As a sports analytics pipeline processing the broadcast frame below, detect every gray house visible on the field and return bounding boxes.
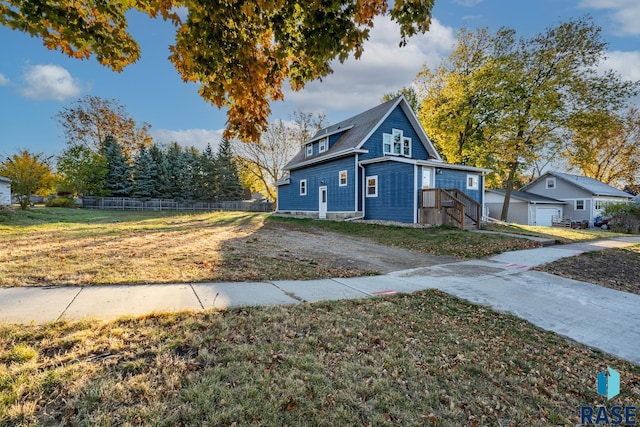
[485,189,566,226]
[0,176,11,206]
[520,172,633,226]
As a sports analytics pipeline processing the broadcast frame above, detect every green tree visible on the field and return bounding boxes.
[0,150,55,209]
[416,17,638,220]
[148,143,169,198]
[194,143,219,201]
[216,139,243,201]
[381,87,420,111]
[132,145,158,199]
[56,145,108,197]
[55,95,152,157]
[1,0,433,142]
[101,136,133,197]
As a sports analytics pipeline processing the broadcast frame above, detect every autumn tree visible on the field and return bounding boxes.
[0,150,55,209]
[416,17,638,220]
[564,108,640,188]
[1,0,433,142]
[55,95,152,157]
[235,111,327,200]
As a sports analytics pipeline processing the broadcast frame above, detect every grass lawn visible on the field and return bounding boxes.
[2,291,638,426]
[483,223,629,244]
[0,208,540,286]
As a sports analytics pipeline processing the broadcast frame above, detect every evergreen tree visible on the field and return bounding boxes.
[132,145,157,198]
[164,142,184,200]
[195,143,219,201]
[101,135,133,197]
[216,138,244,201]
[150,143,172,198]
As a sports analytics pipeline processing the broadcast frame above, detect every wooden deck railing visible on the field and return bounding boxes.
[420,188,481,230]
[446,188,482,229]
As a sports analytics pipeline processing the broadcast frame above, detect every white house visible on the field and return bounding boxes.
[0,176,11,206]
[485,189,566,226]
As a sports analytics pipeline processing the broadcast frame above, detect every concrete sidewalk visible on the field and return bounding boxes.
[1,236,639,365]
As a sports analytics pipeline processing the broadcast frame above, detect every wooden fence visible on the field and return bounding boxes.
[82,197,273,212]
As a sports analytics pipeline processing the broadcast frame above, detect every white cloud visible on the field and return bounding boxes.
[151,128,225,151]
[579,0,640,36]
[600,51,640,82]
[0,73,9,86]
[284,16,455,112]
[19,64,82,101]
[452,0,484,6]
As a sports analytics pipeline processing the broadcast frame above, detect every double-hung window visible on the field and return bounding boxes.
[305,144,313,157]
[300,179,307,196]
[339,170,347,187]
[318,137,327,153]
[366,176,378,197]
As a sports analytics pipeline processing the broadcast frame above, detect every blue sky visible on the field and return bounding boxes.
[1,0,639,158]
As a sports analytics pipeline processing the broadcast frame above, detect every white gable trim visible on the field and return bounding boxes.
[359,156,490,174]
[354,95,442,161]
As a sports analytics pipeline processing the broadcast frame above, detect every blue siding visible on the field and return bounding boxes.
[364,162,416,223]
[435,169,483,205]
[278,156,356,212]
[328,131,347,150]
[360,106,431,161]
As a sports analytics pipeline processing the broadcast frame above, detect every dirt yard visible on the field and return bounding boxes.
[536,245,640,295]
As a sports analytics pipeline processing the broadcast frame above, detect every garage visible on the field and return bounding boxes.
[535,207,562,226]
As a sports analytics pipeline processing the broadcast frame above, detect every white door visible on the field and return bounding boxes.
[535,207,561,226]
[422,167,433,188]
[319,186,328,219]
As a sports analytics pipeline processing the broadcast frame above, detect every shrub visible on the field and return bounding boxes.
[604,203,640,234]
[45,197,75,208]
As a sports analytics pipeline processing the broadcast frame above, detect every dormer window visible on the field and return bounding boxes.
[318,137,327,153]
[305,143,313,157]
[383,129,411,157]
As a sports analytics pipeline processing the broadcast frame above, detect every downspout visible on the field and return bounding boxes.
[345,160,366,222]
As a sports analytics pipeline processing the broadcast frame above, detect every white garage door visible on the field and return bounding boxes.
[535,207,560,226]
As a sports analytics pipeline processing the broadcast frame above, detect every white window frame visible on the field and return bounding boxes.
[466,174,479,190]
[318,137,327,153]
[402,137,411,157]
[575,199,585,210]
[383,129,410,157]
[546,177,556,189]
[300,179,307,196]
[305,144,313,157]
[366,175,378,198]
[339,170,347,187]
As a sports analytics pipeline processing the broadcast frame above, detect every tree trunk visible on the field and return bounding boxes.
[500,161,519,221]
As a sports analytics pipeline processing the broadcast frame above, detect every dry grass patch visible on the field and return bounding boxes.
[0,209,368,286]
[483,223,629,244]
[1,291,638,426]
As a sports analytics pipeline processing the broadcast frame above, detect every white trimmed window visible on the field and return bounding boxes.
[366,175,378,197]
[575,199,585,210]
[466,174,479,190]
[300,179,307,196]
[546,177,556,189]
[305,144,313,157]
[318,137,327,153]
[339,170,347,187]
[383,129,410,157]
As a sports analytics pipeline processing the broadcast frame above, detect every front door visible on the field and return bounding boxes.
[422,167,433,188]
[319,186,328,219]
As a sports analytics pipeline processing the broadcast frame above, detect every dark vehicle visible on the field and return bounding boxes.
[594,216,611,229]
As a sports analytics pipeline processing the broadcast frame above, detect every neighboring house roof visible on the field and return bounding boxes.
[486,189,566,204]
[284,96,442,170]
[522,171,633,198]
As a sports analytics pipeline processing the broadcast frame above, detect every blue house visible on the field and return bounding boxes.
[275,96,489,228]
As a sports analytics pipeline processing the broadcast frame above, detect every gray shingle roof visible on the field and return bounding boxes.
[284,96,440,170]
[548,172,631,198]
[487,189,566,204]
